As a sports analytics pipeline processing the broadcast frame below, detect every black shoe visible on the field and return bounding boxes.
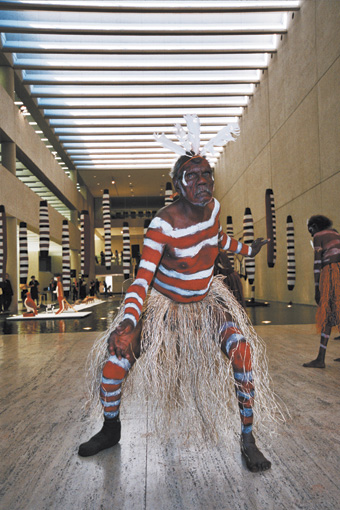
[78,419,121,457]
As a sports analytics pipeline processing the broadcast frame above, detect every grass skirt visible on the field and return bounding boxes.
[85,276,285,443]
[316,263,340,332]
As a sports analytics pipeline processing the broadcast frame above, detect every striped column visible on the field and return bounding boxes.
[164,182,173,206]
[286,215,296,291]
[19,222,29,284]
[80,210,90,277]
[62,220,71,292]
[243,207,255,285]
[143,219,151,237]
[265,189,277,268]
[226,215,235,270]
[0,206,7,284]
[122,222,131,280]
[39,200,50,258]
[102,189,112,269]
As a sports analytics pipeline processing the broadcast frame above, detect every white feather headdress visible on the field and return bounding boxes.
[153,114,240,161]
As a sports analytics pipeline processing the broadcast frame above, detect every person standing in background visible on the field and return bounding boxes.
[303,215,340,368]
[29,275,39,307]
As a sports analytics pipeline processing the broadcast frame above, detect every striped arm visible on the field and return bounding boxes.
[123,225,165,325]
[219,230,251,257]
[312,234,322,288]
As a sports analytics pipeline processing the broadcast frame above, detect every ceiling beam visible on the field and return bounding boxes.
[0,23,287,37]
[3,43,278,55]
[0,1,301,14]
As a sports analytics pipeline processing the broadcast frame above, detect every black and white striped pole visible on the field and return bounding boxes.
[243,207,255,286]
[19,222,29,284]
[62,220,71,294]
[80,210,90,278]
[0,206,7,285]
[122,222,131,280]
[226,215,235,270]
[287,215,296,291]
[39,200,50,258]
[265,189,277,268]
[102,189,112,269]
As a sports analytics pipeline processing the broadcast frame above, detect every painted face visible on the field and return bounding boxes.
[176,158,214,207]
[308,224,318,237]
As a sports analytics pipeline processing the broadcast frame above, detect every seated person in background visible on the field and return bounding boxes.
[24,289,38,316]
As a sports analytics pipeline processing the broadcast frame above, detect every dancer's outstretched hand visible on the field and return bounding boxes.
[107,318,135,360]
[251,238,270,257]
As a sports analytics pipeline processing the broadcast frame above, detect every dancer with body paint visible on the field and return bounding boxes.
[54,275,65,315]
[79,116,283,472]
[303,215,340,368]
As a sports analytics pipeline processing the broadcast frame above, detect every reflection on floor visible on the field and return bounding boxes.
[0,297,318,335]
[0,324,339,510]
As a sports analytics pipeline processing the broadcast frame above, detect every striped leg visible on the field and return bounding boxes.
[303,324,331,368]
[220,320,271,471]
[220,321,254,434]
[101,355,131,419]
[78,354,131,457]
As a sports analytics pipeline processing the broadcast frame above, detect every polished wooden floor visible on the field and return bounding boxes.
[1,323,339,510]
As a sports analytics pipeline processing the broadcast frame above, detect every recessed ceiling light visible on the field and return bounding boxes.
[261,320,271,324]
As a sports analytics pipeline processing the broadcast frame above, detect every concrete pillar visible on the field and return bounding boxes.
[6,217,18,313]
[0,65,16,174]
[70,209,78,226]
[2,142,16,175]
[0,65,14,100]
[1,66,18,311]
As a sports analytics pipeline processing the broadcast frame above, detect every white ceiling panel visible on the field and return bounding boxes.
[0,0,300,199]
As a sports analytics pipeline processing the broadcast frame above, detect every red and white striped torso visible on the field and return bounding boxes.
[123,198,251,326]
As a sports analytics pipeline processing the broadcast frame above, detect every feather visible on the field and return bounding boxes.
[174,123,192,153]
[201,123,240,156]
[184,114,201,154]
[153,133,187,156]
